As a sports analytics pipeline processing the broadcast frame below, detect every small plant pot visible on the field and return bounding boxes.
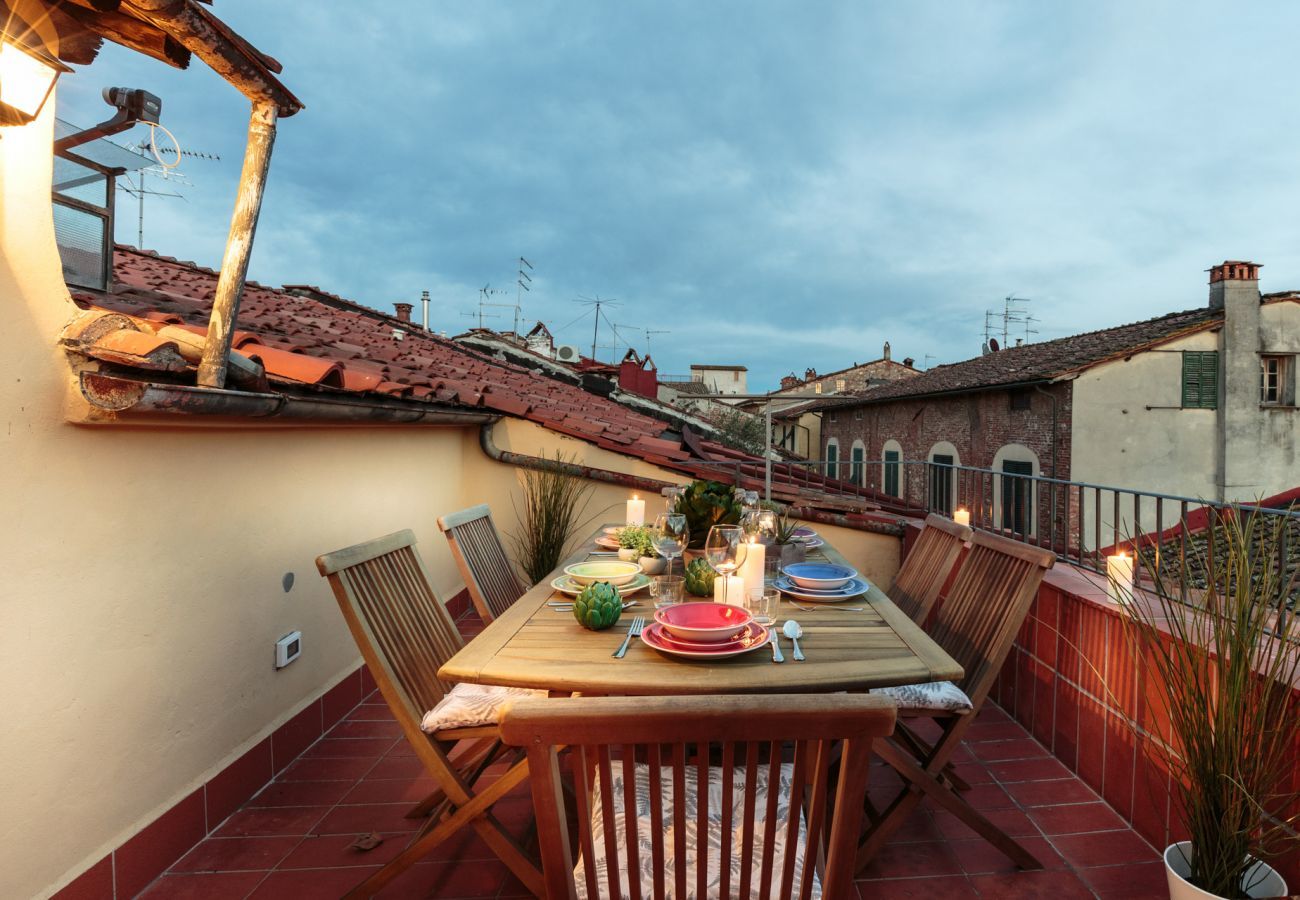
[617,547,639,562]
[639,556,666,576]
[1164,841,1287,900]
[778,543,807,568]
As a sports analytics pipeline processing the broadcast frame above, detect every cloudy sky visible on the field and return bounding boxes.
[55,1,1300,389]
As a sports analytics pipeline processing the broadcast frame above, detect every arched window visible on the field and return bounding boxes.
[992,444,1040,537]
[927,442,961,515]
[881,440,903,498]
[850,440,866,486]
[825,438,840,479]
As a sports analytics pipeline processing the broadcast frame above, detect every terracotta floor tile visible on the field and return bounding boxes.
[314,802,423,836]
[169,836,300,874]
[1002,777,1101,808]
[138,871,268,899]
[246,867,379,900]
[277,755,377,782]
[345,703,395,722]
[1050,829,1158,868]
[965,720,1033,743]
[932,807,1037,841]
[213,806,329,838]
[1027,801,1128,835]
[967,869,1095,898]
[326,719,403,740]
[969,737,1051,763]
[1077,860,1169,896]
[856,875,979,898]
[301,737,397,759]
[341,776,439,805]
[950,836,1065,875]
[247,780,353,808]
[277,833,408,870]
[987,756,1073,783]
[859,840,964,880]
[373,859,509,898]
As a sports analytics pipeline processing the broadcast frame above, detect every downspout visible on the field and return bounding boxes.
[198,99,277,387]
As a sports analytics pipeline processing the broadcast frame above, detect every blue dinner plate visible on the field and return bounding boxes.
[775,575,870,602]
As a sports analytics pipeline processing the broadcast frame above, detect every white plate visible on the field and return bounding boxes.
[775,575,870,603]
[550,573,650,597]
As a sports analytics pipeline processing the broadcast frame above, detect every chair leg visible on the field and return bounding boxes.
[343,758,542,898]
[404,736,502,819]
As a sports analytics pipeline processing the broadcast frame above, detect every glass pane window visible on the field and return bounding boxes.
[883,450,900,497]
[850,446,865,486]
[1001,460,1034,535]
[1260,356,1291,405]
[929,454,954,514]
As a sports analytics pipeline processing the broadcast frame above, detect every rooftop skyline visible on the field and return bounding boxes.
[55,0,1300,390]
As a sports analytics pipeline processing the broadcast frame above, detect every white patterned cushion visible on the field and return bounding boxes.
[576,762,820,900]
[420,683,546,733]
[873,680,973,713]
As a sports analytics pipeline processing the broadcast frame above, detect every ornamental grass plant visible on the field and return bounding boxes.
[509,452,595,585]
[1120,505,1300,898]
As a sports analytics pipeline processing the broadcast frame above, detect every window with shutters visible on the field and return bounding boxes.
[1181,351,1219,409]
[850,442,865,486]
[825,439,840,478]
[883,449,900,497]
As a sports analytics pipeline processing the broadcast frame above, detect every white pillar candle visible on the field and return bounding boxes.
[1106,553,1135,602]
[626,495,645,526]
[953,507,971,527]
[714,575,744,606]
[738,538,766,600]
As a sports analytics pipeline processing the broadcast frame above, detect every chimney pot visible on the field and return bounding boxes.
[883,341,891,361]
[393,302,413,323]
[903,356,915,367]
[1208,260,1262,308]
[804,367,817,381]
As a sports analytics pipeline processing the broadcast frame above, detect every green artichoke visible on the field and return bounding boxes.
[573,581,623,631]
[675,479,743,549]
[684,558,718,597]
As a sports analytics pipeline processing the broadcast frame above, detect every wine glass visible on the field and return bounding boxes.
[705,525,749,603]
[654,513,688,577]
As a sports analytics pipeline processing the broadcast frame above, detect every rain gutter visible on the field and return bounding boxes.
[76,372,496,426]
[478,421,677,494]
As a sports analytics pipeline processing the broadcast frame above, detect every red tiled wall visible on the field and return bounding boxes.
[992,575,1300,887]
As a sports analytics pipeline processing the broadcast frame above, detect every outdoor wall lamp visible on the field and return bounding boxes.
[0,36,70,126]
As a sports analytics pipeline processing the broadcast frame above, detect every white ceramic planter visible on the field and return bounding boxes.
[617,547,638,562]
[1164,842,1287,900]
[639,556,666,575]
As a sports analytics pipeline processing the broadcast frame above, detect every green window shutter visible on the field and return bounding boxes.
[1182,351,1219,409]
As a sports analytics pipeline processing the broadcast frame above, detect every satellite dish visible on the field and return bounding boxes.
[988,338,1000,352]
[555,344,581,363]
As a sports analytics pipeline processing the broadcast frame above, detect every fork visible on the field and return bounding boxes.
[612,616,645,658]
[789,602,865,612]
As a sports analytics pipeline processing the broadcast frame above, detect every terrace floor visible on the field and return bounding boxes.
[137,614,1165,899]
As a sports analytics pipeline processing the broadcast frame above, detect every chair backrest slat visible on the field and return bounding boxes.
[438,504,527,623]
[927,529,1055,710]
[316,531,463,725]
[501,694,896,900]
[890,513,972,623]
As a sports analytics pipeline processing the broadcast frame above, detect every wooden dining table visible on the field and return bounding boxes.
[439,524,962,695]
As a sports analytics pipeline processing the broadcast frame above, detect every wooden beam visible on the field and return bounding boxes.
[54,0,188,67]
[197,99,276,389]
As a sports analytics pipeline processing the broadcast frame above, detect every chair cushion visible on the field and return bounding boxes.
[576,762,820,900]
[420,682,547,733]
[873,680,973,713]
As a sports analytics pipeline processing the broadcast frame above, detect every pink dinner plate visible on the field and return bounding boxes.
[594,536,621,549]
[640,622,770,659]
[654,602,754,643]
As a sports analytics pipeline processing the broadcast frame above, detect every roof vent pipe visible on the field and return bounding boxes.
[421,290,430,331]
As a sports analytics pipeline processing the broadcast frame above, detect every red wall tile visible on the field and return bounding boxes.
[50,854,112,900]
[114,788,206,899]
[272,701,323,773]
[205,737,273,831]
[1102,711,1136,820]
[1052,678,1080,772]
[1076,696,1107,789]
[321,670,363,730]
[1030,661,1055,749]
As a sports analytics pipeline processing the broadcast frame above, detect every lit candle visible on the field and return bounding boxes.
[626,494,645,526]
[1106,553,1135,602]
[738,538,766,600]
[714,575,744,606]
[953,507,971,526]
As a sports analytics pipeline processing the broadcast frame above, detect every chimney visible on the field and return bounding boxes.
[883,341,891,361]
[420,290,430,331]
[804,367,817,381]
[1208,260,1260,309]
[902,356,915,368]
[780,374,800,390]
[393,302,413,323]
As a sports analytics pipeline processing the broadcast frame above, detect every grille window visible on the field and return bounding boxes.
[52,152,114,291]
[1260,356,1293,406]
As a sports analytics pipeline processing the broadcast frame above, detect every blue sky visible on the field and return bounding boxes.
[55,1,1300,390]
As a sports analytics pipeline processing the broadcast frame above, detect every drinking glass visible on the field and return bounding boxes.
[650,575,685,609]
[704,525,749,581]
[654,513,688,577]
[745,587,779,625]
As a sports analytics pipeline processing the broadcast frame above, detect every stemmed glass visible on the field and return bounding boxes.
[705,525,749,603]
[742,508,781,586]
[654,513,688,577]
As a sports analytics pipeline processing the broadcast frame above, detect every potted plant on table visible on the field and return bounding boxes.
[773,508,807,568]
[1118,506,1299,899]
[674,479,742,561]
[618,525,665,575]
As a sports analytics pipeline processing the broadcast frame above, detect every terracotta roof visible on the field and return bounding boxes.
[837,306,1228,405]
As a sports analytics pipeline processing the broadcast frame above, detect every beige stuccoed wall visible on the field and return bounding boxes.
[1,104,481,899]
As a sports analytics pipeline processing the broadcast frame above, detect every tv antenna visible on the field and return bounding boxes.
[573,295,620,362]
[982,295,1039,350]
[643,328,670,358]
[462,284,504,329]
[119,130,219,247]
[511,256,532,340]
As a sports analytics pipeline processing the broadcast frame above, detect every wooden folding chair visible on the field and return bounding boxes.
[890,513,972,624]
[438,504,527,624]
[316,530,543,898]
[501,694,897,900]
[859,529,1055,873]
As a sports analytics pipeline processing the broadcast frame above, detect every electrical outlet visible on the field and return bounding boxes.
[275,631,302,669]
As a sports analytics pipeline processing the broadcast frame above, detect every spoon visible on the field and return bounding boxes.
[783,620,805,661]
